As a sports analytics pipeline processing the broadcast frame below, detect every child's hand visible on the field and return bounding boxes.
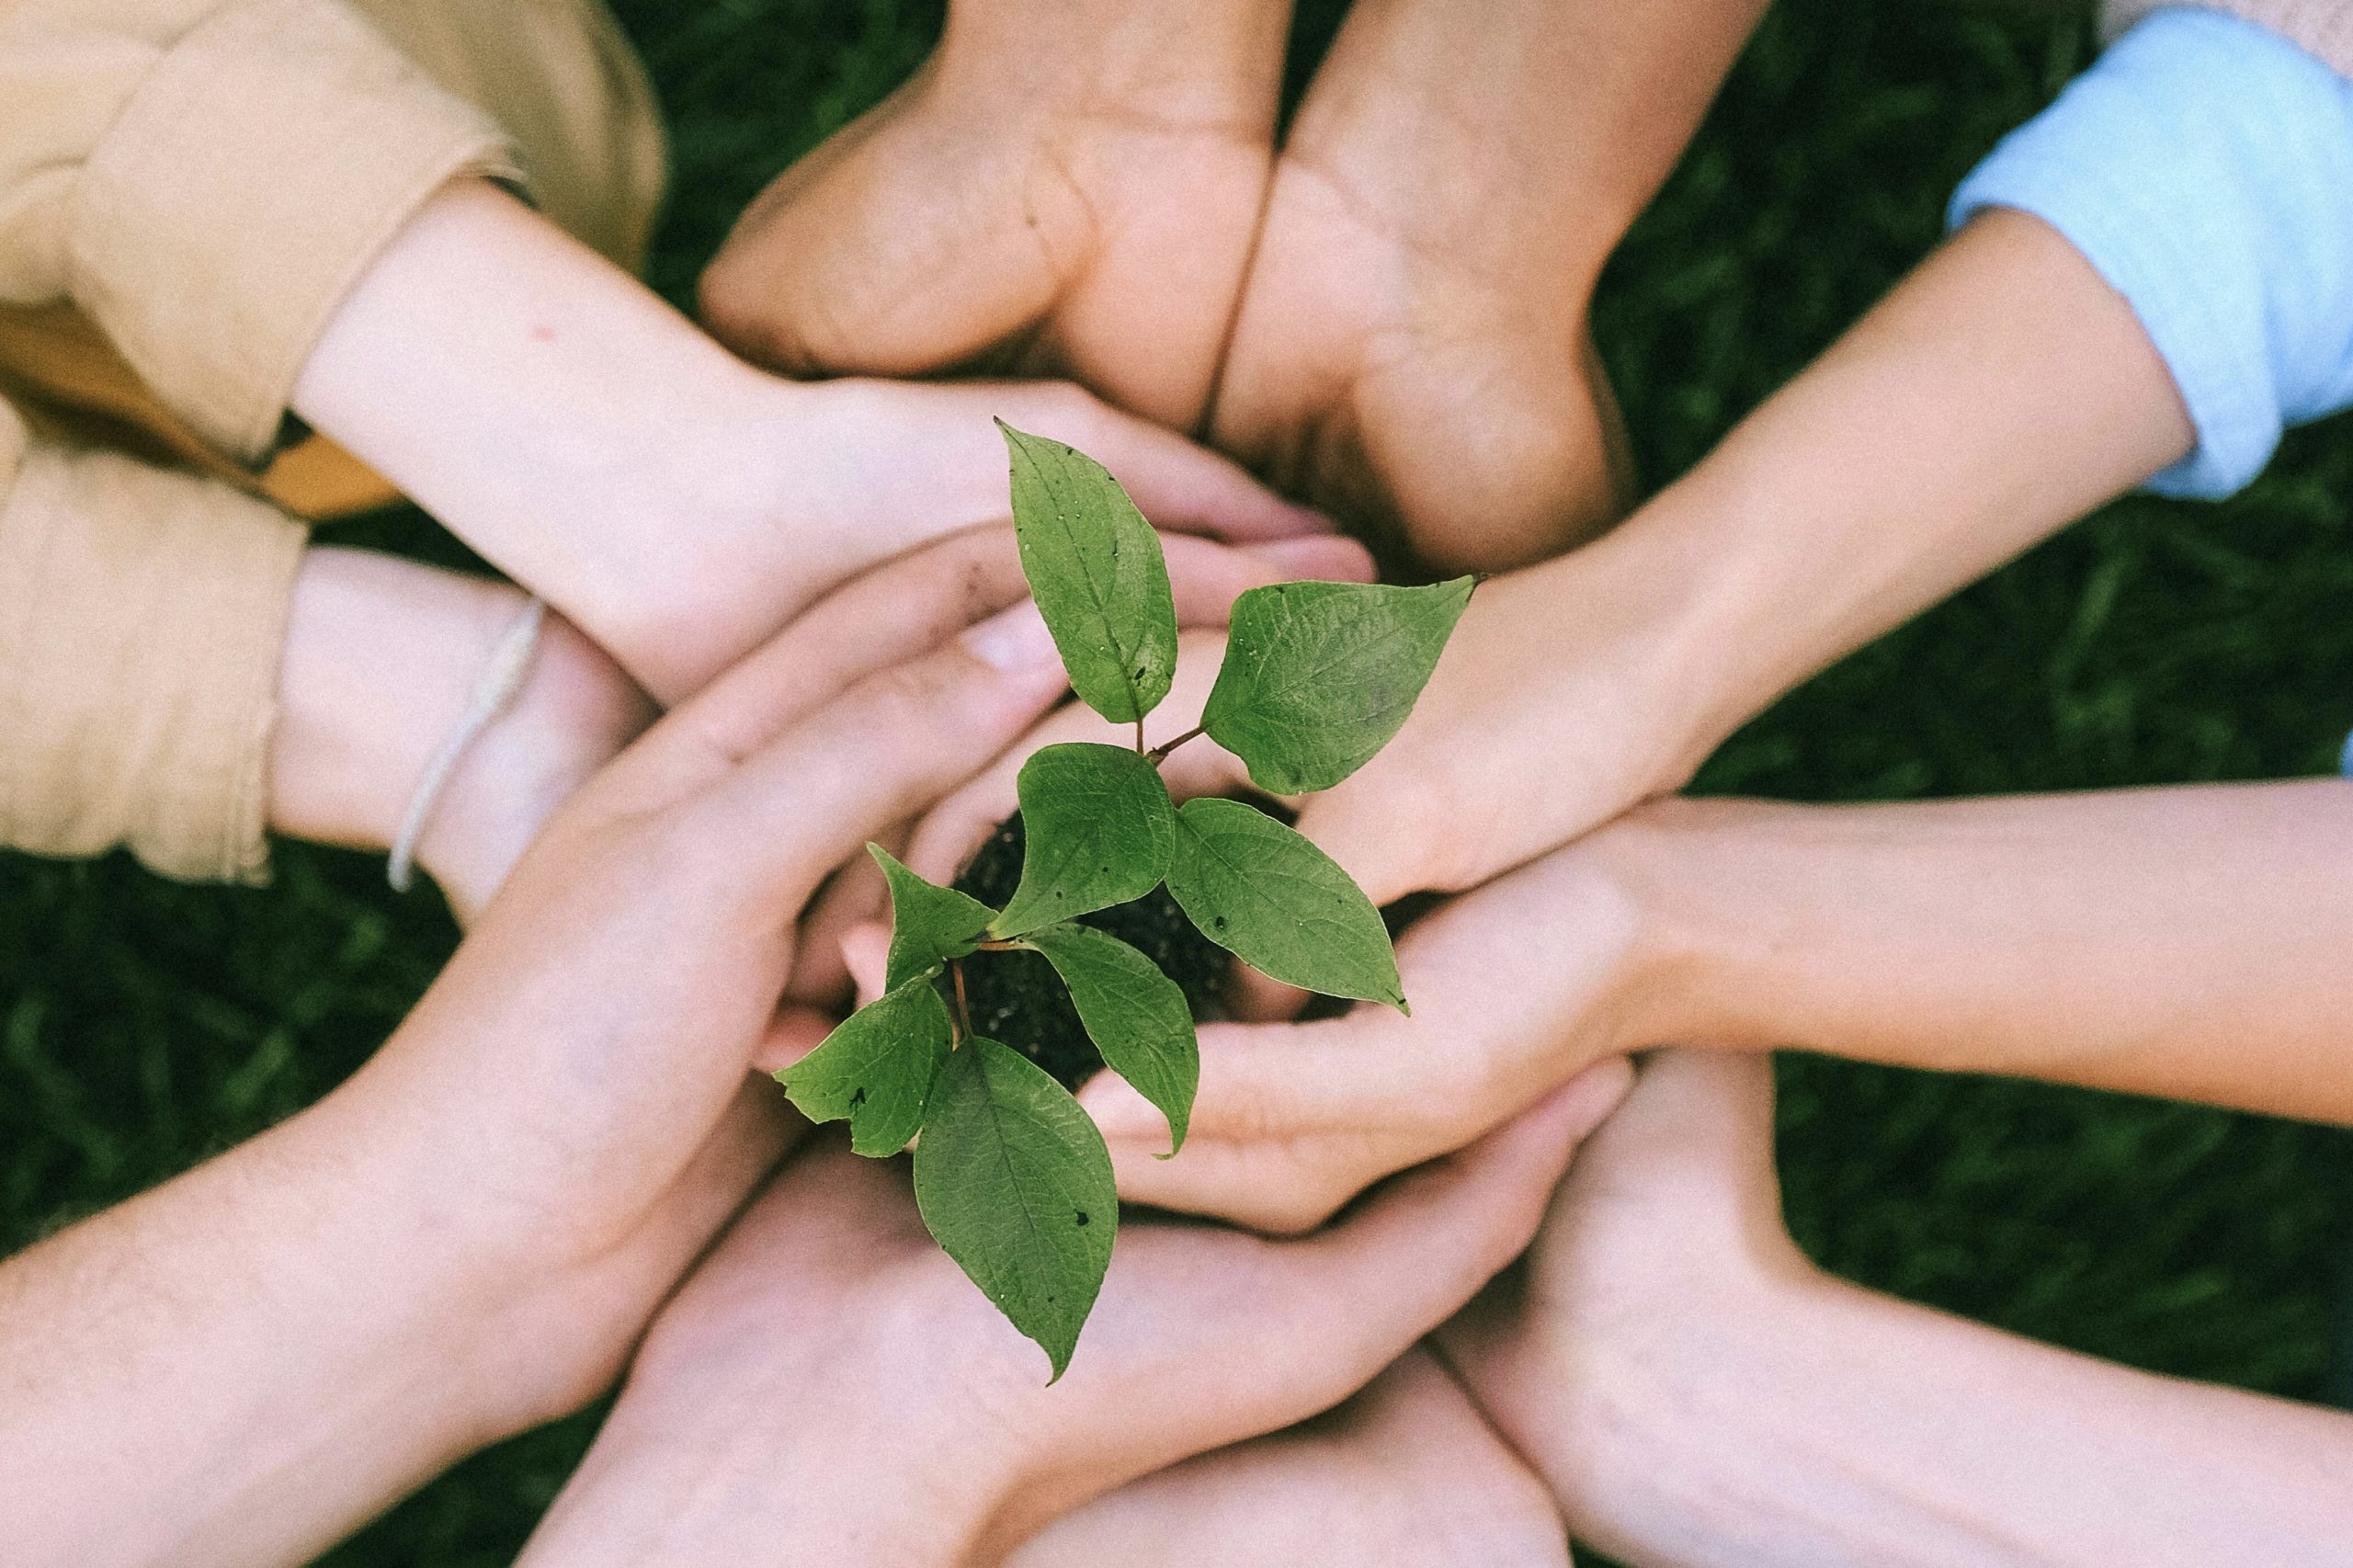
[513,1080,1624,1567]
[1011,1348,1572,1568]
[294,180,1324,707]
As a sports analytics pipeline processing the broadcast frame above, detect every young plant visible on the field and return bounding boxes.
[778,421,1471,1378]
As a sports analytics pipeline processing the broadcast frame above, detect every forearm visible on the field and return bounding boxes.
[290,179,799,701]
[1620,780,2353,1123]
[0,1110,507,1567]
[1545,207,2194,770]
[1562,1268,2353,1567]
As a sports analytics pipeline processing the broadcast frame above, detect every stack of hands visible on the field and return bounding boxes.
[11,1,2353,1563]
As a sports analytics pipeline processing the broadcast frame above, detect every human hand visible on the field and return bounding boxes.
[699,0,1288,432]
[1074,804,1676,1232]
[1012,1348,1572,1568]
[1434,1050,1811,1565]
[295,179,1323,705]
[513,1072,1628,1567]
[292,525,1100,1440]
[705,0,1768,576]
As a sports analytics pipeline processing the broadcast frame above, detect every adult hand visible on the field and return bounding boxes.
[1079,809,1673,1232]
[0,526,1097,1568]
[295,179,1323,706]
[1434,1050,2353,1567]
[513,1071,1628,1567]
[1012,1348,1572,1567]
[703,0,1769,576]
[699,0,1287,432]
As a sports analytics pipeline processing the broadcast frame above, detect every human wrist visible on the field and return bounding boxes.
[1583,795,1813,1056]
[267,549,648,922]
[518,1372,1016,1567]
[1457,1241,1839,1568]
[291,179,812,700]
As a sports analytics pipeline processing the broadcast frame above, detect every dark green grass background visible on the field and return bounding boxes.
[5,1,2349,1559]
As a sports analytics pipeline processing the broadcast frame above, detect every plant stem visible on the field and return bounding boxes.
[1134,716,1146,755]
[1145,723,1207,766]
[949,957,973,1042]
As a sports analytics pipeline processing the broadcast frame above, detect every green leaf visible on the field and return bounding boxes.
[1019,923,1198,1155]
[992,743,1176,938]
[1165,798,1406,1010]
[1201,577,1474,793]
[870,843,995,992]
[776,979,952,1156]
[915,1037,1117,1380]
[998,419,1179,724]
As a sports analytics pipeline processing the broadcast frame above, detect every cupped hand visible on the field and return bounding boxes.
[778,530,1373,1011]
[306,525,1094,1432]
[1080,812,1677,1233]
[513,1072,1628,1567]
[699,0,1288,431]
[695,0,1789,578]
[1012,1348,1573,1568]
[1434,1050,1807,1562]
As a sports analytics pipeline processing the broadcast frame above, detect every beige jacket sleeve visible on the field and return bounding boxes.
[2103,0,2353,77]
[0,0,534,881]
[0,0,520,464]
[0,400,305,882]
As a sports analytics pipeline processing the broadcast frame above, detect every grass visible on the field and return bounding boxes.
[4,0,2349,1560]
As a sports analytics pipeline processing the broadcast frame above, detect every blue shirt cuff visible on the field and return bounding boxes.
[1949,7,2353,500]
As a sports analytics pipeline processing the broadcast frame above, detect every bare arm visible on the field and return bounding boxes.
[1633,779,2353,1125]
[1446,1051,2353,1568]
[1297,207,2198,906]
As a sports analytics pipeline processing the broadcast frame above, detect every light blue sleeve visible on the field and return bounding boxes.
[1949,8,2353,500]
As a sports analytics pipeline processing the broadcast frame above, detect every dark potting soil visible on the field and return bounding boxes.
[949,812,1230,1090]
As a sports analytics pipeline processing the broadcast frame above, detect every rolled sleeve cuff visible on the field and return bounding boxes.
[0,428,308,883]
[1950,7,2353,501]
[63,0,521,466]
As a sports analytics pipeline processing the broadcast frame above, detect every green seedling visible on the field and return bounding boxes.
[779,421,1471,1378]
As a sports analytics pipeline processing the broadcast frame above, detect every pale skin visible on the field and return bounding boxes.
[703,0,1770,574]
[1084,777,2353,1231]
[1011,1349,1574,1568]
[290,176,1325,706]
[915,206,2199,999]
[513,1072,1625,1567]
[262,524,1368,929]
[1438,1050,2353,1567]
[6,528,1480,1565]
[0,541,1086,1567]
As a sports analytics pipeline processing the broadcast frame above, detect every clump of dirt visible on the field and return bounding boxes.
[949,812,1229,1089]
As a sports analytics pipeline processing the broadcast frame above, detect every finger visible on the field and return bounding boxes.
[904,628,1254,885]
[749,1005,840,1075]
[1085,1013,1424,1151]
[1288,1062,1634,1365]
[696,601,1074,907]
[593,526,1042,818]
[1224,962,1313,1025]
[840,921,890,1005]
[981,381,1330,543]
[1287,780,1428,913]
[786,821,907,1004]
[1163,534,1374,628]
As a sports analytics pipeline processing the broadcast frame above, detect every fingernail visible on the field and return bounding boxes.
[961,602,1062,672]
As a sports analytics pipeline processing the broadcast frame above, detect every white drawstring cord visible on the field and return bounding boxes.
[387,596,548,892]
